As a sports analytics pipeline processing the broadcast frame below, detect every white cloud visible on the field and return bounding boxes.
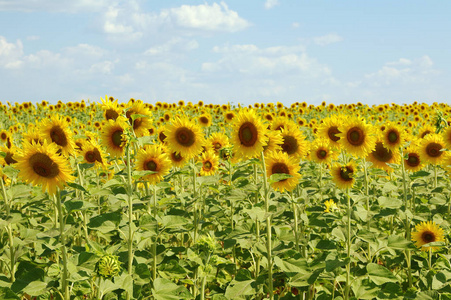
[144,38,198,56]
[0,0,113,13]
[0,36,24,69]
[313,33,343,46]
[264,0,280,10]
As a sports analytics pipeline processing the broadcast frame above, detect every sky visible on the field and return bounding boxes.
[0,0,450,106]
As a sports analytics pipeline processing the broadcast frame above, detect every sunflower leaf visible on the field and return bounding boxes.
[130,113,150,121]
[269,173,293,183]
[367,263,398,285]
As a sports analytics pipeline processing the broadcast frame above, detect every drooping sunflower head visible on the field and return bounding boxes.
[135,144,171,185]
[40,115,76,156]
[308,138,337,164]
[265,150,301,192]
[199,150,219,176]
[231,109,268,160]
[338,117,376,158]
[420,133,446,165]
[125,101,153,137]
[331,161,357,190]
[366,141,400,172]
[411,221,445,252]
[165,116,205,160]
[15,140,75,195]
[101,116,129,158]
[279,126,308,159]
[382,122,405,150]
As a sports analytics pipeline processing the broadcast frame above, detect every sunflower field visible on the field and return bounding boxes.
[1,98,451,300]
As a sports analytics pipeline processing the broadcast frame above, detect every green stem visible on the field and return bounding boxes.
[152,186,157,281]
[1,178,10,216]
[55,191,69,300]
[400,148,412,287]
[433,164,438,189]
[1,179,14,282]
[126,145,134,300]
[260,152,273,300]
[291,194,300,253]
[344,189,351,300]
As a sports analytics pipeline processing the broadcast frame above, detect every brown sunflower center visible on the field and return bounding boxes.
[272,162,290,181]
[406,153,420,167]
[387,130,399,144]
[281,135,298,155]
[421,230,436,243]
[171,152,183,162]
[85,148,103,164]
[347,127,364,146]
[226,113,234,120]
[145,160,158,171]
[421,130,431,138]
[175,127,195,147]
[238,122,258,147]
[29,153,59,178]
[4,152,16,165]
[0,132,7,140]
[203,160,212,170]
[111,130,123,147]
[50,126,68,147]
[317,149,327,159]
[328,126,341,142]
[371,142,393,162]
[159,132,167,143]
[199,116,209,124]
[105,109,119,121]
[426,142,443,158]
[340,166,354,182]
[213,142,222,150]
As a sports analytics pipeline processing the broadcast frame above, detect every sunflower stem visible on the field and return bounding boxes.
[1,178,15,282]
[152,186,157,281]
[291,193,300,253]
[400,147,412,288]
[76,163,90,246]
[433,164,438,189]
[55,190,69,300]
[363,160,371,261]
[252,163,260,278]
[344,188,352,300]
[260,151,273,300]
[125,144,134,300]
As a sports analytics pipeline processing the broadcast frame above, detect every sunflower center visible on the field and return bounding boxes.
[0,132,7,140]
[372,142,393,162]
[238,122,258,146]
[421,230,436,243]
[200,117,209,124]
[50,126,68,147]
[159,132,167,143]
[272,162,290,181]
[387,131,399,144]
[145,160,158,171]
[347,127,364,146]
[340,166,353,182]
[317,149,327,159]
[203,160,212,170]
[328,126,341,142]
[111,130,123,147]
[4,152,16,165]
[105,109,119,121]
[85,151,96,163]
[281,135,298,155]
[426,142,443,158]
[213,142,222,150]
[406,153,420,167]
[421,130,431,138]
[29,153,59,178]
[175,127,195,147]
[171,152,183,162]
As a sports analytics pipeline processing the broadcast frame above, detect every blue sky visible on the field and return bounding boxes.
[0,0,450,106]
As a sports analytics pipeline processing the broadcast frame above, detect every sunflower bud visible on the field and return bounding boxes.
[96,254,121,278]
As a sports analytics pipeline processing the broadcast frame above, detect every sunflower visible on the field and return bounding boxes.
[441,126,451,149]
[420,133,446,165]
[125,101,153,138]
[263,130,283,155]
[198,113,212,127]
[265,150,301,192]
[331,161,357,189]
[279,126,308,159]
[271,116,296,132]
[100,95,123,121]
[382,122,405,151]
[165,147,188,168]
[199,150,219,176]
[366,141,400,172]
[157,126,167,144]
[135,145,171,185]
[23,126,44,145]
[40,115,76,156]
[165,116,205,159]
[338,117,376,158]
[418,124,435,139]
[317,116,343,148]
[0,145,17,166]
[15,140,74,195]
[81,141,106,168]
[324,199,338,213]
[411,221,445,252]
[309,138,338,164]
[0,130,10,143]
[101,116,129,158]
[231,109,268,159]
[223,111,235,123]
[208,132,230,155]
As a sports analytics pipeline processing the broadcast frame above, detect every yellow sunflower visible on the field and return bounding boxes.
[125,101,153,137]
[81,141,106,168]
[40,115,76,156]
[101,116,129,158]
[157,126,167,144]
[265,150,301,192]
[231,109,268,159]
[412,221,445,252]
[317,115,342,148]
[165,116,205,159]
[382,122,406,151]
[0,145,17,166]
[309,138,338,164]
[208,132,230,155]
[441,126,451,149]
[280,126,308,159]
[23,126,44,145]
[164,147,188,168]
[418,124,435,139]
[199,150,219,176]
[338,117,376,158]
[331,161,357,189]
[271,116,296,132]
[15,140,74,195]
[420,133,446,165]
[404,145,423,172]
[135,145,171,185]
[100,95,123,121]
[198,113,212,127]
[324,199,338,213]
[0,129,10,144]
[366,141,400,172]
[263,130,283,155]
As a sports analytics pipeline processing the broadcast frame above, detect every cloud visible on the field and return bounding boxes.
[0,36,24,69]
[144,38,198,56]
[0,0,113,13]
[313,33,343,46]
[264,0,280,10]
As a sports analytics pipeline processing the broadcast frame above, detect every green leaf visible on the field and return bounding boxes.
[269,173,293,183]
[1,166,19,179]
[152,278,192,300]
[274,256,308,274]
[224,279,256,299]
[64,199,96,212]
[387,235,414,250]
[130,113,150,121]
[161,215,190,229]
[22,281,47,296]
[0,287,20,300]
[367,263,398,285]
[377,196,402,209]
[66,182,89,194]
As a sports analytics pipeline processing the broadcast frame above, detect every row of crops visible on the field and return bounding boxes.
[0,98,451,299]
